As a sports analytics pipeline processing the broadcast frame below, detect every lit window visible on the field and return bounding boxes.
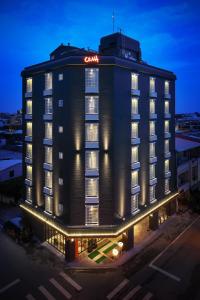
[165,120,169,133]
[165,101,169,114]
[58,73,63,81]
[150,77,156,93]
[149,121,156,136]
[26,186,32,203]
[58,126,63,133]
[131,146,138,163]
[26,78,32,93]
[165,140,169,153]
[26,165,32,180]
[131,194,139,214]
[26,122,32,137]
[149,99,155,114]
[59,152,63,159]
[149,164,156,180]
[85,178,98,197]
[131,170,138,187]
[26,143,32,158]
[45,171,52,188]
[45,146,52,164]
[165,80,170,95]
[149,142,156,158]
[150,185,156,202]
[165,159,170,173]
[45,122,52,139]
[85,123,98,142]
[131,97,138,114]
[85,205,99,225]
[85,96,99,114]
[131,122,138,138]
[58,99,63,107]
[45,98,53,114]
[131,73,138,90]
[45,73,52,90]
[45,195,53,214]
[85,68,99,92]
[58,178,63,185]
[85,151,98,170]
[26,100,32,114]
[165,178,170,194]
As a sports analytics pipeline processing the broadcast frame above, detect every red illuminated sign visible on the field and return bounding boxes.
[84,55,99,64]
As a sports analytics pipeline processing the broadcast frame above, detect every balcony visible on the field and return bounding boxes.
[131,161,141,170]
[165,171,171,178]
[149,134,157,142]
[85,169,99,176]
[25,114,32,120]
[149,156,157,164]
[164,132,171,139]
[131,89,140,96]
[131,114,140,120]
[43,114,53,121]
[149,113,157,120]
[85,141,99,149]
[43,138,53,146]
[164,93,171,99]
[25,136,32,142]
[131,137,140,145]
[85,197,99,204]
[149,91,157,98]
[43,89,53,96]
[149,177,157,185]
[43,186,53,196]
[25,157,32,164]
[131,185,140,195]
[85,114,99,121]
[25,92,32,98]
[164,113,171,119]
[25,179,32,186]
[164,152,171,159]
[43,163,53,171]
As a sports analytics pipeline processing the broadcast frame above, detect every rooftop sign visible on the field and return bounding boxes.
[84,55,99,64]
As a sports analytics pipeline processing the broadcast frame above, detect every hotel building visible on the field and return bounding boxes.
[21,33,178,261]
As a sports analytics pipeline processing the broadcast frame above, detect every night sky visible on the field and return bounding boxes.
[1,0,199,113]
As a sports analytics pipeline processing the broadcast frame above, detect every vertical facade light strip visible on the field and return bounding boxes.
[85,68,99,226]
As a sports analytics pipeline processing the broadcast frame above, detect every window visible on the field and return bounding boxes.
[131,73,138,90]
[165,159,169,173]
[26,100,32,114]
[58,126,63,133]
[131,122,138,138]
[165,179,170,194]
[149,121,156,136]
[85,151,98,170]
[150,77,156,93]
[45,73,52,90]
[85,205,99,225]
[131,194,139,214]
[26,77,32,93]
[149,164,156,179]
[26,186,32,203]
[149,99,155,114]
[45,171,52,188]
[85,178,98,197]
[45,195,53,214]
[45,98,53,114]
[85,96,99,114]
[131,146,138,163]
[165,120,169,133]
[45,122,52,139]
[59,152,63,159]
[9,170,14,177]
[45,146,52,164]
[26,122,32,137]
[85,68,99,92]
[58,73,63,81]
[131,97,138,114]
[131,170,138,187]
[165,80,169,95]
[26,143,32,158]
[165,101,169,114]
[58,100,63,107]
[149,142,155,158]
[26,165,32,180]
[58,178,63,185]
[150,185,156,202]
[85,123,98,142]
[165,140,169,153]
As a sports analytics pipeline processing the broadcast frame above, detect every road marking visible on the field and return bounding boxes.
[26,294,36,300]
[50,278,72,299]
[60,272,82,291]
[149,215,200,282]
[38,285,56,300]
[142,292,153,300]
[93,253,104,261]
[99,241,113,252]
[0,278,21,294]
[107,278,129,300]
[122,285,141,300]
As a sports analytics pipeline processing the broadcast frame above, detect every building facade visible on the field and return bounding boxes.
[21,33,178,261]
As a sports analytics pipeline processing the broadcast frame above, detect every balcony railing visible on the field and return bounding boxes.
[43,186,53,196]
[149,113,157,120]
[164,113,171,119]
[43,163,53,171]
[131,137,140,145]
[85,169,99,176]
[43,138,53,146]
[164,152,171,159]
[165,170,171,178]
[25,178,32,186]
[85,114,99,121]
[131,113,140,120]
[85,141,99,149]
[131,185,140,195]
[149,91,157,98]
[164,93,171,99]
[25,136,32,142]
[25,114,32,120]
[149,177,157,185]
[25,157,32,164]
[25,92,32,98]
[164,132,171,139]
[149,134,157,142]
[85,197,99,204]
[43,89,53,96]
[43,114,53,121]
[131,161,141,170]
[131,89,140,96]
[149,156,157,164]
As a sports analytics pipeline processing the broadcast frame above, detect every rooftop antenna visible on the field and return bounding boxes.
[112,10,115,33]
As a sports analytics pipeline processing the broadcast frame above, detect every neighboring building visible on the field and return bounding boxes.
[176,113,200,132]
[0,159,22,182]
[21,32,178,261]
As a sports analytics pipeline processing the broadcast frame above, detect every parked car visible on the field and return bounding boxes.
[3,217,31,242]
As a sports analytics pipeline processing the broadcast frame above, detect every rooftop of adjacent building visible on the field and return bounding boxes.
[0,159,22,171]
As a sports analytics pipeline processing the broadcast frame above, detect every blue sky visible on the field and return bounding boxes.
[0,0,199,113]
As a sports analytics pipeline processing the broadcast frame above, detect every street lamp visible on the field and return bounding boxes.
[112,248,119,258]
